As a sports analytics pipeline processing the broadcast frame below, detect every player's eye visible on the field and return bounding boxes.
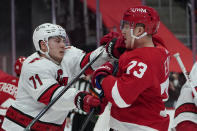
[63,39,66,43]
[53,37,62,43]
[56,39,61,43]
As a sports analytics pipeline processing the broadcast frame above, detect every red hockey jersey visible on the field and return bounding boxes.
[0,70,18,130]
[102,44,170,131]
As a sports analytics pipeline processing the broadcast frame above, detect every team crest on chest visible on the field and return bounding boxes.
[57,69,68,86]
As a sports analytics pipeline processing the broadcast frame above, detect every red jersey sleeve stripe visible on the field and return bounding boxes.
[37,83,61,105]
[174,103,197,118]
[80,52,94,75]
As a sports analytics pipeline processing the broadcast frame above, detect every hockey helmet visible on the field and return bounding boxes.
[15,56,27,76]
[33,23,68,53]
[121,5,160,35]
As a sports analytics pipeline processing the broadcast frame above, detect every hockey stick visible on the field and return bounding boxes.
[79,61,118,131]
[24,47,105,131]
[173,53,197,104]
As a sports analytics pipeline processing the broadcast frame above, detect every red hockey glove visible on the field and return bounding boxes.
[75,91,101,113]
[91,62,114,90]
[100,32,120,46]
[106,37,126,59]
[100,32,126,59]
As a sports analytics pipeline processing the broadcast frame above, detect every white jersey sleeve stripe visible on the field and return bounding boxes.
[112,81,131,108]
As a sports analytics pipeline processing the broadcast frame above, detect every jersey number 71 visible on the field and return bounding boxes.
[29,74,43,89]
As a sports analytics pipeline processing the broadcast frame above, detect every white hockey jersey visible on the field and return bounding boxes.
[172,62,197,128]
[2,46,109,131]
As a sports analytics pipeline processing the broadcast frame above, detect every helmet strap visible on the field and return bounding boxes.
[130,29,147,39]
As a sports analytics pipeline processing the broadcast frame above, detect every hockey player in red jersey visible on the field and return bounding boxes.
[2,23,123,131]
[92,6,170,131]
[0,56,26,131]
[14,56,27,77]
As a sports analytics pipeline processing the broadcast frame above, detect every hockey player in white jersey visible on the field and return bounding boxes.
[2,23,123,131]
[173,62,197,131]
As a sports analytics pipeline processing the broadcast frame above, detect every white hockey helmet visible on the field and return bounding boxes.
[33,23,67,52]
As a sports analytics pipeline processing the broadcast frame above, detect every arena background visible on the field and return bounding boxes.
[0,0,196,130]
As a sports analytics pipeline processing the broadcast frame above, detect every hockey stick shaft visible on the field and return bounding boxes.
[173,53,197,97]
[24,47,105,131]
[80,61,119,131]
[79,108,96,131]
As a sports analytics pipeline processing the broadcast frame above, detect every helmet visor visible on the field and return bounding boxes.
[120,20,134,30]
[48,35,70,46]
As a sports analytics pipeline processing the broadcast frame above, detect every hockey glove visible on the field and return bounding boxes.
[100,32,126,59]
[106,37,126,59]
[100,32,120,46]
[91,62,114,90]
[74,91,101,114]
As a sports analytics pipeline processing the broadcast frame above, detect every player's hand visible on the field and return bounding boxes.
[75,91,101,113]
[91,62,114,90]
[100,32,126,59]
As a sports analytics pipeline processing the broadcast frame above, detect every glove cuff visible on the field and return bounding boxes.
[106,38,118,60]
[95,75,105,90]
[75,91,87,111]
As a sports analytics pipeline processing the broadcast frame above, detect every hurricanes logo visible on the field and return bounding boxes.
[56,69,68,86]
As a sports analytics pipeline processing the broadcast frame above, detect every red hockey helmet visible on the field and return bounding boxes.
[121,5,160,35]
[14,56,26,76]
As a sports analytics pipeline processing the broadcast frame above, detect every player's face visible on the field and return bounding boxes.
[121,23,135,49]
[48,36,66,63]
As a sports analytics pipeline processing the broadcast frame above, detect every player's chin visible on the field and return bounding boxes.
[125,41,130,49]
[59,54,64,59]
[124,39,129,44]
[55,53,64,60]
[125,45,130,49]
[56,56,64,62]
[59,51,65,56]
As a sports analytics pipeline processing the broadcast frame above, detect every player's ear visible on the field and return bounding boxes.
[40,41,47,52]
[135,26,145,36]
